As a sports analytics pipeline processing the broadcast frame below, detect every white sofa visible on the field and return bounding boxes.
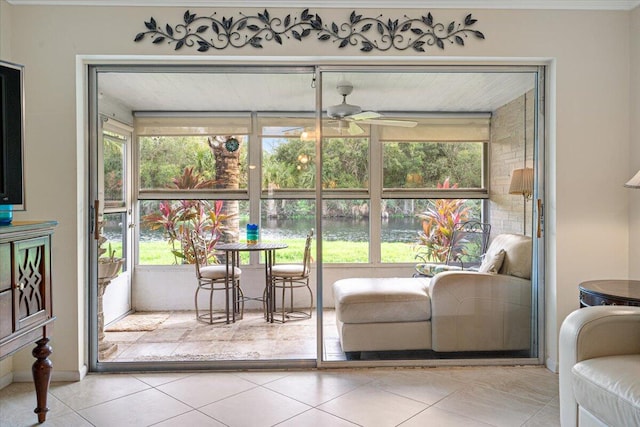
[559,306,640,427]
[333,233,533,357]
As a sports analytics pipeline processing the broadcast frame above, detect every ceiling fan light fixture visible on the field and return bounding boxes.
[300,130,316,141]
[325,79,417,128]
[327,101,362,119]
[335,80,354,96]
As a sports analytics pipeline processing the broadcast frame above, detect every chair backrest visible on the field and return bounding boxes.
[188,230,210,279]
[446,220,491,269]
[302,229,314,275]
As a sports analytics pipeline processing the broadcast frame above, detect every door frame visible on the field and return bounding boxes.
[85,58,547,372]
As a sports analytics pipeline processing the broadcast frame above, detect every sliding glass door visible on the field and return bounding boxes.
[318,66,543,365]
[88,64,545,371]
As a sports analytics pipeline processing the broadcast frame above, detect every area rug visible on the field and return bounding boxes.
[105,312,170,332]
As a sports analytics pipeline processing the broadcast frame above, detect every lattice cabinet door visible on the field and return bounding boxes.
[0,243,12,340]
[12,236,52,332]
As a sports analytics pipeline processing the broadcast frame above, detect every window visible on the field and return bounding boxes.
[135,114,251,266]
[101,125,130,270]
[138,135,248,191]
[260,118,316,191]
[382,141,483,189]
[321,133,369,190]
[380,198,483,264]
[133,110,490,266]
[259,118,318,262]
[322,199,369,263]
[139,199,249,265]
[377,116,490,263]
[103,131,126,206]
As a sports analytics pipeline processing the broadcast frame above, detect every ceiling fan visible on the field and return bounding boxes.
[325,80,418,135]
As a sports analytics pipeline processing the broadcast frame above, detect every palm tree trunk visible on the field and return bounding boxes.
[209,137,240,243]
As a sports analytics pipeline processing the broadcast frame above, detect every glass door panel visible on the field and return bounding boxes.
[319,67,542,364]
[96,120,133,362]
[95,67,319,367]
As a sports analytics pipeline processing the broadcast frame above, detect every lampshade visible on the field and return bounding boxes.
[625,169,640,188]
[509,167,534,197]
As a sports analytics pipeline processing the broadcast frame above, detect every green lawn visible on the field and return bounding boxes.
[126,239,418,265]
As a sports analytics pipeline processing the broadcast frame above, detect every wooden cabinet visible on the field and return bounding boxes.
[0,221,56,424]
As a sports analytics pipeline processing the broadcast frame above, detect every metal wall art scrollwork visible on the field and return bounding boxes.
[134,9,484,53]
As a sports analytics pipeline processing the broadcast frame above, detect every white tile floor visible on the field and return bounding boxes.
[0,365,559,426]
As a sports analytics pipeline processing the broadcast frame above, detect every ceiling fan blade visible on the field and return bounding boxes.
[357,119,418,128]
[322,119,348,133]
[348,111,381,121]
[347,121,365,135]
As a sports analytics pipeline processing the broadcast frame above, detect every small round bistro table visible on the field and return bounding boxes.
[579,279,640,308]
[214,242,288,323]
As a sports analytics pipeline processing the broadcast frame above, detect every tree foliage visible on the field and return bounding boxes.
[383,141,481,188]
[138,136,247,190]
[103,136,124,201]
[133,133,482,226]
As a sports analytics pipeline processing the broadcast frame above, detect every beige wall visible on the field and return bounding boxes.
[0,0,10,57]
[0,4,636,378]
[0,0,12,387]
[630,6,640,278]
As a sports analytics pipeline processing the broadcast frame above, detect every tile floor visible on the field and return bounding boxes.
[3,310,558,425]
[0,366,560,427]
[0,365,559,426]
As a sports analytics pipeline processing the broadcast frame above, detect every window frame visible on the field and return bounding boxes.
[369,117,489,264]
[132,110,490,266]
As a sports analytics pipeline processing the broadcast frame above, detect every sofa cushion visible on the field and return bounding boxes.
[485,234,532,279]
[478,249,505,274]
[572,354,640,427]
[333,278,431,324]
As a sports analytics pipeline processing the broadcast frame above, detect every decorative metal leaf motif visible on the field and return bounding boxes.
[134,9,484,53]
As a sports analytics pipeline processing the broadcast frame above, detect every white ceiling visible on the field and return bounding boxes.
[7,0,640,10]
[98,70,537,114]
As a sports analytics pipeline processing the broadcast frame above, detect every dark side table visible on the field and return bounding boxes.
[579,280,640,307]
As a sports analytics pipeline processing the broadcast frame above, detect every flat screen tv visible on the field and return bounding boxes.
[0,60,25,208]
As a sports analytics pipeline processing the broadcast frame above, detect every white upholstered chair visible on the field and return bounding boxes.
[559,306,640,427]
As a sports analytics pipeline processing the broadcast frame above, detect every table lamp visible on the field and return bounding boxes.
[625,170,640,188]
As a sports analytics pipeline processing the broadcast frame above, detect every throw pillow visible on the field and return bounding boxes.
[478,249,506,274]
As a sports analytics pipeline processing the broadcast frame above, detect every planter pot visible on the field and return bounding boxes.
[97,258,125,359]
[98,258,124,281]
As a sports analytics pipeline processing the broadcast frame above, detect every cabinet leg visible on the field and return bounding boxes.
[32,338,53,424]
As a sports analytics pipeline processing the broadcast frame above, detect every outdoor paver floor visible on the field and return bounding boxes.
[102,309,344,362]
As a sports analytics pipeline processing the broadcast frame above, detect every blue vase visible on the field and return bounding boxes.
[0,205,13,225]
[246,223,259,244]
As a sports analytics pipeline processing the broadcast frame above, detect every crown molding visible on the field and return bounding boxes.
[5,0,640,11]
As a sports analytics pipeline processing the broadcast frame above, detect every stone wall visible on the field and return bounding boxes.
[489,90,535,238]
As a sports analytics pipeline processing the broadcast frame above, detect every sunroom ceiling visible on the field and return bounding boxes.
[98,71,537,114]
